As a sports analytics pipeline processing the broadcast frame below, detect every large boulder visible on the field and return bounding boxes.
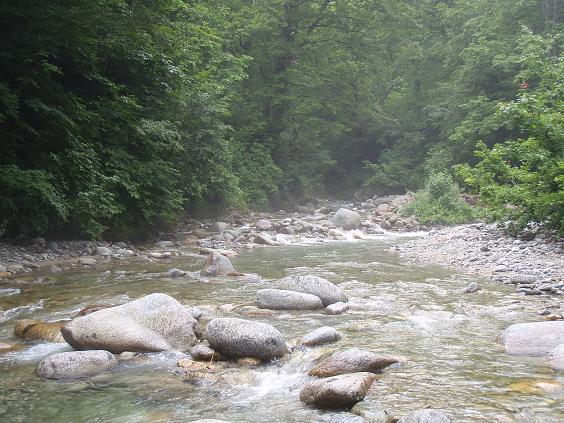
[330,208,361,230]
[36,350,117,379]
[547,343,564,371]
[204,318,287,361]
[14,320,65,343]
[309,348,401,377]
[301,327,342,347]
[201,252,237,276]
[257,289,323,310]
[500,321,564,355]
[61,293,199,354]
[397,409,452,423]
[299,372,376,409]
[277,275,347,306]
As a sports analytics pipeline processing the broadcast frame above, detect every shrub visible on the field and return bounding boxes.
[403,172,476,225]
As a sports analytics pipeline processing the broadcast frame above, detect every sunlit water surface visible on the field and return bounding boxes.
[0,236,562,422]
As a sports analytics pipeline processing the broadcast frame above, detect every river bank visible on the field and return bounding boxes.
[1,195,562,297]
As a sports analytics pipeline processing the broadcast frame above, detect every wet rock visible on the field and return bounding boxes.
[331,208,362,230]
[547,343,564,371]
[255,219,273,231]
[190,344,220,361]
[309,348,401,377]
[204,318,287,361]
[200,252,237,276]
[277,275,347,306]
[500,321,564,355]
[511,274,537,284]
[301,327,342,347]
[178,359,224,371]
[237,357,262,366]
[79,258,97,266]
[166,268,187,278]
[397,409,452,423]
[327,302,350,315]
[463,282,481,293]
[95,247,113,256]
[14,319,65,343]
[257,289,323,310]
[351,402,395,423]
[299,372,376,409]
[210,222,230,233]
[61,293,199,353]
[254,234,277,246]
[36,350,117,380]
[0,342,23,354]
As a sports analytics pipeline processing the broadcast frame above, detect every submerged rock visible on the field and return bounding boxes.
[257,289,323,310]
[0,342,23,354]
[309,348,401,377]
[36,350,117,379]
[547,343,564,371]
[301,327,342,347]
[331,208,361,230]
[14,319,65,343]
[277,275,347,306]
[200,252,237,276]
[326,302,350,315]
[204,318,287,361]
[500,321,564,355]
[61,293,199,354]
[299,372,376,409]
[351,402,395,423]
[397,409,452,423]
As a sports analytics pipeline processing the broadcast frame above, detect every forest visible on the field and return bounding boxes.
[1,0,562,239]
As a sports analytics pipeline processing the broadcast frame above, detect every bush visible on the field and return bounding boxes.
[403,172,476,224]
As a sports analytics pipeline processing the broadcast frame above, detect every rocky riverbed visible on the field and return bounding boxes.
[396,223,564,296]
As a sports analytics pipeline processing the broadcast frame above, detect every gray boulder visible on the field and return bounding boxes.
[257,289,323,310]
[331,208,361,230]
[95,246,113,256]
[210,222,230,233]
[277,275,347,306]
[204,318,287,361]
[309,348,401,377]
[201,252,237,276]
[327,302,350,315]
[61,293,199,354]
[547,343,564,371]
[255,219,273,231]
[500,321,564,355]
[301,327,342,347]
[397,409,452,423]
[36,350,117,379]
[299,372,376,409]
[190,344,219,361]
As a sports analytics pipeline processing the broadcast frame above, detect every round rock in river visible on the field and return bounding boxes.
[397,409,452,423]
[500,321,564,355]
[301,327,342,347]
[309,348,401,377]
[200,252,237,276]
[36,350,117,379]
[204,318,287,361]
[299,372,376,409]
[277,275,347,306]
[330,208,362,230]
[61,293,199,354]
[257,289,323,310]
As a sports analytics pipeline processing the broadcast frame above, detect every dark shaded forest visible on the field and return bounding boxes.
[1,0,562,239]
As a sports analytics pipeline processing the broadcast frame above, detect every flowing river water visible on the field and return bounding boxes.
[0,235,562,422]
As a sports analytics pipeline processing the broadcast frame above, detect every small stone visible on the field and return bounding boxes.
[166,268,187,278]
[95,247,113,256]
[36,350,117,379]
[463,282,481,293]
[299,372,376,409]
[301,327,342,347]
[190,344,220,361]
[79,258,97,266]
[326,302,349,315]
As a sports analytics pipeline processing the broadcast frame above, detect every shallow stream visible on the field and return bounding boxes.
[0,236,562,422]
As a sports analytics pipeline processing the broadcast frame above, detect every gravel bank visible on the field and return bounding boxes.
[395,223,564,296]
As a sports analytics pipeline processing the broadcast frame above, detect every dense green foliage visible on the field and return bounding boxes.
[403,172,476,225]
[0,0,562,239]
